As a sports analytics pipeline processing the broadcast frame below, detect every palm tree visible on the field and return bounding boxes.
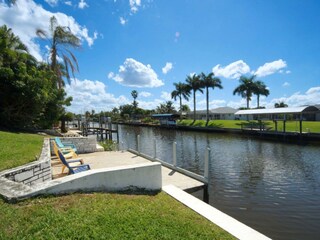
[180,104,190,113]
[199,72,223,125]
[233,75,257,109]
[36,16,81,89]
[0,25,28,54]
[171,82,191,115]
[131,90,138,109]
[186,73,203,122]
[254,80,269,108]
[156,101,176,114]
[275,101,288,108]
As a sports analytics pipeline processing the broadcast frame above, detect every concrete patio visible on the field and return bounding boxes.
[52,151,205,192]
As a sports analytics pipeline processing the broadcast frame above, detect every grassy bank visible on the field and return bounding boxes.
[178,119,320,133]
[0,192,234,239]
[0,131,44,171]
[0,131,235,239]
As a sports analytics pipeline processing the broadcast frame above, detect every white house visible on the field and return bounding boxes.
[188,107,251,120]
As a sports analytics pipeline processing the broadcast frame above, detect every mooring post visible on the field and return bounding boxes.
[127,132,129,149]
[116,123,119,143]
[153,139,157,159]
[203,147,211,203]
[173,142,177,167]
[137,134,140,154]
[204,147,210,180]
[108,122,113,141]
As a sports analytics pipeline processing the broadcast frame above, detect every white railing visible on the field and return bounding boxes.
[125,134,210,184]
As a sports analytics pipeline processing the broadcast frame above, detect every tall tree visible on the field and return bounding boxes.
[199,72,223,125]
[186,74,203,122]
[156,101,176,114]
[254,80,269,108]
[233,75,257,109]
[36,16,80,89]
[131,90,138,109]
[171,82,191,115]
[0,25,70,129]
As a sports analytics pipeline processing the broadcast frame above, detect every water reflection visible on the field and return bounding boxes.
[118,125,320,240]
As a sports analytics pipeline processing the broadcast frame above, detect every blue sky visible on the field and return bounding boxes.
[1,0,320,113]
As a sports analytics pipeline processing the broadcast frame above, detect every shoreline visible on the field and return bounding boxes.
[117,122,320,144]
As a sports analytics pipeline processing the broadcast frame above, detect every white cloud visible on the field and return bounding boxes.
[129,0,141,13]
[160,91,171,101]
[162,62,173,74]
[140,91,152,97]
[212,60,250,79]
[209,100,227,109]
[212,59,289,80]
[306,86,320,95]
[45,0,59,7]
[0,0,97,61]
[65,79,129,113]
[255,59,287,77]
[282,82,290,87]
[267,86,320,108]
[108,58,164,88]
[78,0,88,9]
[226,99,248,109]
[64,1,72,6]
[119,17,127,25]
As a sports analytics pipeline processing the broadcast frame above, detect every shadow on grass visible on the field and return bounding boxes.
[13,189,162,204]
[207,122,224,128]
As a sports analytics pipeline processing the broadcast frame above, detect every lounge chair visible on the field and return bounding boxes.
[53,142,84,173]
[55,137,77,153]
[52,140,77,159]
[58,150,91,174]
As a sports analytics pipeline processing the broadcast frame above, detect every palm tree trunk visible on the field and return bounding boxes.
[193,90,196,123]
[246,97,250,121]
[257,95,260,108]
[179,95,182,118]
[206,87,209,126]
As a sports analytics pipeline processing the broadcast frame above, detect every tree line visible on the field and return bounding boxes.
[97,73,277,124]
[170,73,270,125]
[0,16,79,131]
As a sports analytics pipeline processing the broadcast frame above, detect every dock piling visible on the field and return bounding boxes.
[203,147,211,203]
[153,139,157,159]
[137,135,141,154]
[204,147,211,180]
[173,142,177,167]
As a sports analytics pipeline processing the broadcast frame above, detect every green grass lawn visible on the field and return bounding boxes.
[178,119,320,133]
[0,131,235,239]
[0,192,235,239]
[0,131,44,171]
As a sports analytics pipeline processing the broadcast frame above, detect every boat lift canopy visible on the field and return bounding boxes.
[235,106,320,134]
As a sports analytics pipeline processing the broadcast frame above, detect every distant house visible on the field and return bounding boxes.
[187,107,250,120]
[235,105,320,122]
[211,107,241,120]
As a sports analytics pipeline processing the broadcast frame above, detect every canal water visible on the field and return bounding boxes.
[117,124,320,240]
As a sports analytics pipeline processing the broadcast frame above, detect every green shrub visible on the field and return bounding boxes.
[100,140,118,151]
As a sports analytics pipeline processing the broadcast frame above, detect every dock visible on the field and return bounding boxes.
[51,151,205,192]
